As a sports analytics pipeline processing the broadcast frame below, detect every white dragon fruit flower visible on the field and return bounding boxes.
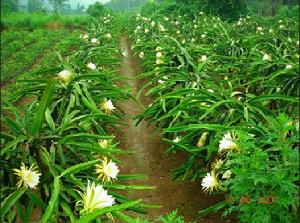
[200,55,208,62]
[156,52,163,58]
[87,62,96,70]
[139,52,145,58]
[173,136,181,143]
[201,172,220,193]
[13,163,41,189]
[219,132,239,153]
[91,38,99,44]
[95,157,120,182]
[262,53,271,61]
[77,181,115,214]
[100,99,115,114]
[105,33,112,38]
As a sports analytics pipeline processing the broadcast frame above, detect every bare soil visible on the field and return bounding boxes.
[113,36,236,222]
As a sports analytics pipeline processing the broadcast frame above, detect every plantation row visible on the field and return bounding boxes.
[130,12,299,222]
[1,28,82,84]
[1,14,160,223]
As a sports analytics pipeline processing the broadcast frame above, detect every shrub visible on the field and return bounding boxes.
[277,5,299,18]
[203,0,247,20]
[140,0,161,16]
[86,2,107,18]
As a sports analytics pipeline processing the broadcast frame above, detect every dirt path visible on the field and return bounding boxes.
[114,36,234,222]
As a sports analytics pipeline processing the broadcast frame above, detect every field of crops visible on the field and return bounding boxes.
[1,4,299,223]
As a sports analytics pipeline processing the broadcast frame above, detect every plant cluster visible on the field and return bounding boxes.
[1,29,69,83]
[129,11,299,222]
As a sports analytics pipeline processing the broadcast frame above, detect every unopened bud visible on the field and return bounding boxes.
[197,132,209,147]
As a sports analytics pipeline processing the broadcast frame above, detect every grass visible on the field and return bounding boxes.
[1,29,74,83]
[1,12,86,85]
[1,12,92,30]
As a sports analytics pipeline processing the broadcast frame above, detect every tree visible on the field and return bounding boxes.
[204,0,247,20]
[106,0,148,11]
[282,0,299,5]
[245,0,299,16]
[1,1,11,14]
[48,0,69,13]
[86,2,106,17]
[76,2,85,14]
[61,3,72,13]
[140,0,248,19]
[28,0,43,12]
[1,0,19,12]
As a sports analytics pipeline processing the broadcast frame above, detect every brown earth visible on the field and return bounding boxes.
[45,21,64,30]
[113,36,236,222]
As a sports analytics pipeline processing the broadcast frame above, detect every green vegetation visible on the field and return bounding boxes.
[1,29,79,83]
[106,0,148,11]
[1,0,299,222]
[131,9,299,223]
[0,10,92,87]
[1,12,156,223]
[48,0,69,13]
[1,12,90,30]
[27,0,45,13]
[86,1,108,17]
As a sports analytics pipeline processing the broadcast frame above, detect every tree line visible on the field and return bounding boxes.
[1,0,85,14]
[1,0,298,18]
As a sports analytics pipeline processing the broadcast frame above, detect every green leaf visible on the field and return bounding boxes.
[27,191,47,210]
[9,85,45,102]
[117,174,148,181]
[60,160,99,177]
[58,134,113,145]
[0,188,26,217]
[57,144,66,165]
[82,96,101,113]
[45,108,55,131]
[16,201,25,222]
[39,147,59,177]
[3,117,24,135]
[105,184,156,190]
[109,193,147,213]
[0,135,27,156]
[60,200,76,223]
[198,201,227,216]
[17,67,60,79]
[40,177,60,223]
[248,94,298,103]
[244,106,249,121]
[72,74,107,82]
[23,197,35,223]
[31,79,56,136]
[112,211,136,223]
[64,141,130,154]
[164,124,226,133]
[65,94,76,116]
[75,200,141,223]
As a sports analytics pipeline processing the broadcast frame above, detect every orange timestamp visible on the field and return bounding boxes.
[225,195,278,205]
